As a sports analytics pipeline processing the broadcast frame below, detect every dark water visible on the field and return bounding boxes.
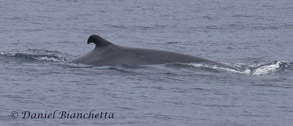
[1,0,293,126]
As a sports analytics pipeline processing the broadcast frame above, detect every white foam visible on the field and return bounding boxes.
[252,61,282,75]
[35,57,60,62]
[185,61,286,75]
[186,63,244,74]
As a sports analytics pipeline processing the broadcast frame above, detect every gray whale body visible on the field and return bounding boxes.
[69,35,231,68]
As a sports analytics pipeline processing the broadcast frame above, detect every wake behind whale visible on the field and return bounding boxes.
[69,35,235,70]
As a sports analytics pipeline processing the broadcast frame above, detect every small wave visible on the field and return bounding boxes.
[0,49,71,62]
[176,61,292,75]
[239,61,291,75]
[182,63,241,73]
[167,62,239,74]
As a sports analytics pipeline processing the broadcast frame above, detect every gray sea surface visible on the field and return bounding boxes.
[1,0,293,126]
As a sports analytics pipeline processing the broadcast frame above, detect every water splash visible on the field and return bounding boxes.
[184,63,240,73]
[244,61,290,75]
[181,61,291,75]
[0,49,71,62]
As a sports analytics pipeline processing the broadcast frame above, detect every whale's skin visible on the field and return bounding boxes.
[69,35,229,67]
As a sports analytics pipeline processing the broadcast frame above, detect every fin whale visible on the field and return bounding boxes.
[69,35,232,68]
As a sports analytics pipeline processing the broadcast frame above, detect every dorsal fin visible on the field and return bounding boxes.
[87,35,113,48]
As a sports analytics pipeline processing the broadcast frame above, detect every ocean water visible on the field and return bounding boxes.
[1,0,293,126]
